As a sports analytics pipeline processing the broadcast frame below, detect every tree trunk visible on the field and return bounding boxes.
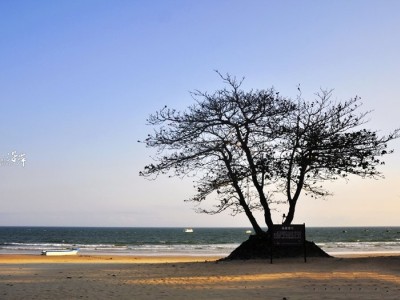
[264,211,274,229]
[283,202,296,225]
[245,208,264,235]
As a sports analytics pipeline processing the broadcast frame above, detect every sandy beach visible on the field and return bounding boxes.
[1,254,399,299]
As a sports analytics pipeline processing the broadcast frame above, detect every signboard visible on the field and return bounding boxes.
[270,224,306,263]
[272,224,305,246]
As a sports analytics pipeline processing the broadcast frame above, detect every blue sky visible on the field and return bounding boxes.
[1,0,399,227]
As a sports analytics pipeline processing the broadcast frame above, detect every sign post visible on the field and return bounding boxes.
[270,223,306,263]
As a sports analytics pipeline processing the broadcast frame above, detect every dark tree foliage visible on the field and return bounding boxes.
[140,74,399,234]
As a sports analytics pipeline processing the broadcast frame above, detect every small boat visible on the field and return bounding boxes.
[184,228,193,233]
[245,230,252,234]
[41,248,79,256]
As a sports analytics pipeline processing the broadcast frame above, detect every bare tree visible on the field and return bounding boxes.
[140,74,399,234]
[275,90,399,225]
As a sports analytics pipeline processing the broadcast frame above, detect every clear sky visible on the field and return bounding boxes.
[1,0,399,227]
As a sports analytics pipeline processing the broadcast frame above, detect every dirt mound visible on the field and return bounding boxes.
[223,234,331,260]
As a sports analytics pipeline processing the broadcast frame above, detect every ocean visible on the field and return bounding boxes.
[1,226,400,257]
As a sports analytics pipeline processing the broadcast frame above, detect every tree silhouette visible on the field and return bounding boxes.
[140,73,399,234]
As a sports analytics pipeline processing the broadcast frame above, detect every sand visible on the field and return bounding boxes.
[1,254,399,299]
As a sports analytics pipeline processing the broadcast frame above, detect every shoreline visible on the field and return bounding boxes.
[1,251,400,264]
[0,254,223,264]
[0,248,400,262]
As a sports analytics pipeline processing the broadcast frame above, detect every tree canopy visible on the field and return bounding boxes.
[140,74,399,234]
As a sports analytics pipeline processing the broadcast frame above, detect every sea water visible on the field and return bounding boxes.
[0,226,399,256]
